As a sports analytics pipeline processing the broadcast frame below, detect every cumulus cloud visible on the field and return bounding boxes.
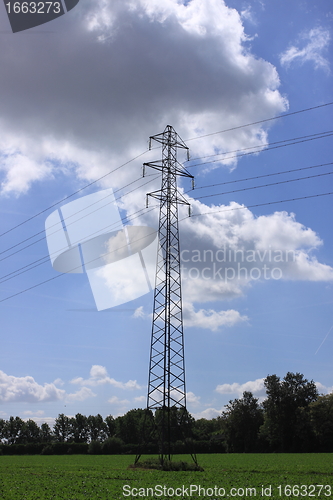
[0,0,287,196]
[176,200,333,307]
[71,365,142,390]
[0,370,98,404]
[216,378,266,398]
[53,378,65,387]
[183,302,248,331]
[66,387,97,402]
[28,417,57,427]
[108,395,130,415]
[121,195,333,330]
[315,382,333,395]
[0,153,53,196]
[0,370,66,403]
[108,395,130,405]
[280,27,331,71]
[133,306,145,319]
[240,6,257,25]
[134,395,146,403]
[192,407,222,420]
[23,410,45,416]
[115,196,333,328]
[1,0,331,327]
[186,391,201,406]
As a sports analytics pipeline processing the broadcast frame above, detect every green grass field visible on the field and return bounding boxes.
[0,454,332,500]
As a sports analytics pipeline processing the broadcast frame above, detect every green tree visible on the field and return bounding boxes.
[18,419,41,444]
[104,415,116,438]
[0,418,6,443]
[221,391,263,452]
[40,422,53,443]
[4,416,24,444]
[309,393,333,451]
[53,414,71,442]
[70,413,89,443]
[115,409,146,444]
[87,414,107,442]
[262,372,318,452]
[192,418,220,441]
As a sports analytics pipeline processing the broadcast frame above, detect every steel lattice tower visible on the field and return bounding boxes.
[142,125,194,462]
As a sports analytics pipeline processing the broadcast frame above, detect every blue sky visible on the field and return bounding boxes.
[0,0,332,426]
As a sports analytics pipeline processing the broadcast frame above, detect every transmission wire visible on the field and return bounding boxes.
[1,191,332,304]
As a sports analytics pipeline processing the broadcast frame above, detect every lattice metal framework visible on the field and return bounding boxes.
[144,125,194,460]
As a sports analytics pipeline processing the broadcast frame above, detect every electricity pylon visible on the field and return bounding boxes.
[141,125,194,464]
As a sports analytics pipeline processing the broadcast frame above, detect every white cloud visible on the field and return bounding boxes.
[0,153,53,196]
[315,382,333,395]
[216,378,266,398]
[134,395,146,403]
[108,396,130,405]
[26,417,56,427]
[122,198,333,324]
[0,0,287,196]
[240,7,257,26]
[53,378,65,387]
[0,370,97,404]
[23,410,45,416]
[71,365,142,390]
[133,306,145,319]
[178,200,333,305]
[66,387,97,402]
[191,407,222,420]
[280,27,331,71]
[0,370,65,403]
[108,395,130,415]
[90,365,108,379]
[183,302,248,331]
[186,391,201,406]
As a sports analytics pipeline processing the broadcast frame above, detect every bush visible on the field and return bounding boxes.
[101,437,124,454]
[88,440,102,455]
[41,445,54,455]
[130,458,204,471]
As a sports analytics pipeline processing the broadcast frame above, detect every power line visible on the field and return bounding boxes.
[184,101,333,142]
[0,150,149,238]
[3,161,332,283]
[0,205,159,286]
[194,171,333,201]
[0,207,160,303]
[184,191,333,220]
[2,101,332,238]
[187,131,333,169]
[0,174,148,256]
[3,162,330,268]
[188,161,333,192]
[0,206,148,282]
[4,129,327,257]
[0,174,160,262]
[1,191,332,304]
[0,195,154,279]
[4,131,331,258]
[186,130,333,162]
[2,164,331,282]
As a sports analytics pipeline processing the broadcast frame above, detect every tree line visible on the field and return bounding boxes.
[220,372,333,452]
[0,372,332,455]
